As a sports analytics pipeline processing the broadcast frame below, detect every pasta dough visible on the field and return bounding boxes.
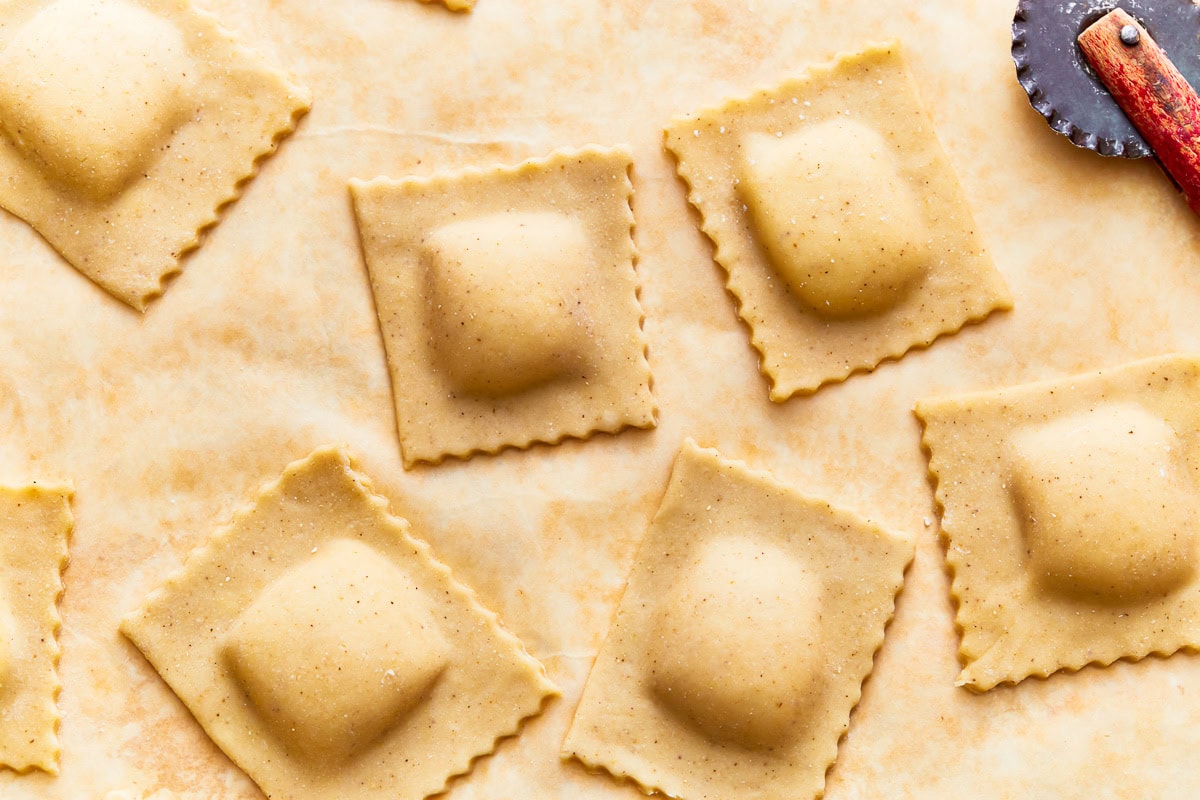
[0,485,72,774]
[5,0,1199,797]
[563,441,912,800]
[917,355,1200,690]
[664,42,1012,399]
[350,146,656,466]
[0,0,310,310]
[120,447,557,800]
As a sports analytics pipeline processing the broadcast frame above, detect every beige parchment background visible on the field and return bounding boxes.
[1,0,1199,798]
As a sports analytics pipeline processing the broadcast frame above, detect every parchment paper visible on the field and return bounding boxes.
[2,0,1199,798]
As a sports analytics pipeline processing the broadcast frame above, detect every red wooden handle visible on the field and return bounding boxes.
[1078,8,1200,216]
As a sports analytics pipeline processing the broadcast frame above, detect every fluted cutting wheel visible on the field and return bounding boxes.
[1012,0,1200,158]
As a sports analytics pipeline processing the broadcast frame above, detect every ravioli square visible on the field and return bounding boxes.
[0,0,311,310]
[664,42,1011,400]
[120,447,557,800]
[917,354,1200,691]
[350,145,655,467]
[0,484,73,774]
[563,440,912,800]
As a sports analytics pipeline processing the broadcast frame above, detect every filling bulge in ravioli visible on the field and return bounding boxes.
[1009,403,1199,603]
[0,0,196,200]
[222,539,450,763]
[423,210,593,397]
[648,535,823,750]
[737,119,930,318]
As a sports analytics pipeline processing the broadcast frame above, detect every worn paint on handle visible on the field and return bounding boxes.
[1078,8,1200,216]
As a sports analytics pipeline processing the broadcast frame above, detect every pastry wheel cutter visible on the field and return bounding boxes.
[1013,0,1200,214]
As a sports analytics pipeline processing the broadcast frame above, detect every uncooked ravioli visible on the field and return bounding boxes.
[0,0,310,309]
[120,447,557,800]
[0,486,72,774]
[350,145,656,466]
[664,42,1011,399]
[918,354,1200,690]
[563,440,912,800]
